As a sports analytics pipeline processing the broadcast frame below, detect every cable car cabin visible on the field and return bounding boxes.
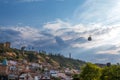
[88,36,92,41]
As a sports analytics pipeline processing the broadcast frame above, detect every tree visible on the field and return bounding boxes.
[73,74,80,80]
[51,76,60,80]
[27,53,37,62]
[80,63,102,80]
[101,65,120,80]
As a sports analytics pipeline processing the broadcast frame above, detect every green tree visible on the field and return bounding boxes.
[27,53,37,62]
[51,76,60,80]
[73,74,80,80]
[101,65,120,80]
[80,63,102,80]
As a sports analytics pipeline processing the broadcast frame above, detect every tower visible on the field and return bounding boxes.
[4,42,11,48]
[69,53,71,58]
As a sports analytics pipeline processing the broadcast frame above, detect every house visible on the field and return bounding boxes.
[41,76,50,80]
[29,62,42,72]
[0,59,8,74]
[0,64,8,75]
[50,70,58,77]
[0,63,8,80]
[34,76,39,80]
[8,74,18,80]
[57,73,67,79]
[41,68,51,80]
[19,73,33,80]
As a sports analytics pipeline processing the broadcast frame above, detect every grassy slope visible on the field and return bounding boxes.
[0,46,86,69]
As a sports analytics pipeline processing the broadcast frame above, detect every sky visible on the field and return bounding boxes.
[0,0,120,64]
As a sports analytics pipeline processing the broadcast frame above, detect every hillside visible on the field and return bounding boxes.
[48,54,86,69]
[0,46,86,69]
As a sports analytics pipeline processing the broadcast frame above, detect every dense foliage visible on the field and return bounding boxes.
[101,65,120,80]
[73,63,120,80]
[80,63,102,80]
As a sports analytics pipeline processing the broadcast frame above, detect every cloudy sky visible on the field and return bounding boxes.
[0,0,120,64]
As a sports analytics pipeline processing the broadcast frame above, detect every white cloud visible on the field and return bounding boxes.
[42,19,120,50]
[11,26,42,40]
[71,25,120,50]
[43,19,71,30]
[1,19,120,63]
[0,26,55,48]
[74,0,120,25]
[98,49,120,55]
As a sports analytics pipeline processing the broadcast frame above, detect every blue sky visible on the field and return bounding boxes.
[1,0,120,64]
[0,0,84,27]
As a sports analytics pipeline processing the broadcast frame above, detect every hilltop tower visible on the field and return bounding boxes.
[0,42,11,48]
[4,42,11,48]
[69,53,71,58]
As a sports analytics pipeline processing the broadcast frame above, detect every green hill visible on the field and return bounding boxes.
[0,46,86,69]
[48,54,86,69]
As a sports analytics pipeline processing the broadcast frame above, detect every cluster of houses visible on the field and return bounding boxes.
[0,58,79,80]
[0,42,80,80]
[0,59,43,80]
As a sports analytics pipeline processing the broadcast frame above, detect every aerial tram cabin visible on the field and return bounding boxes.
[88,36,92,41]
